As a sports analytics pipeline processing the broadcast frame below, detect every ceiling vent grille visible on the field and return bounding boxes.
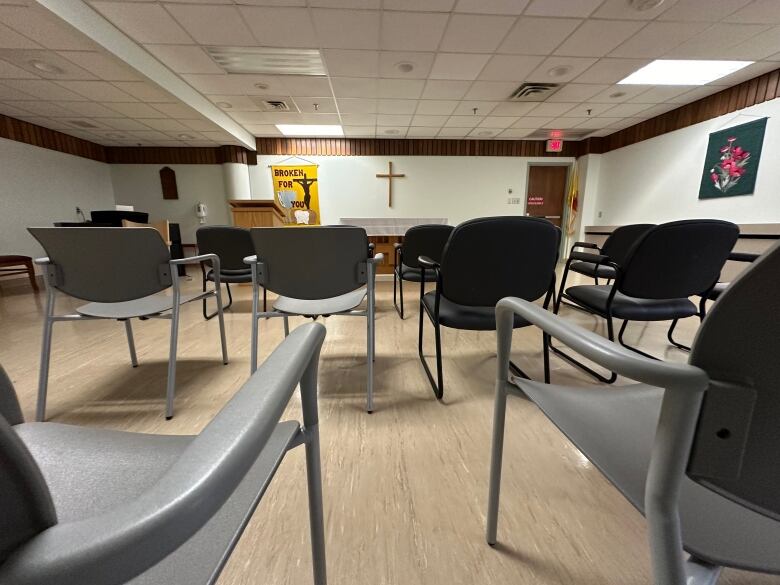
[263,100,290,112]
[206,47,326,76]
[249,97,296,112]
[509,82,560,101]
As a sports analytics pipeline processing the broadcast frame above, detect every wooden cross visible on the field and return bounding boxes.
[376,161,405,207]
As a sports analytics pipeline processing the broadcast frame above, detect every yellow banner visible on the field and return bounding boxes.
[271,164,320,226]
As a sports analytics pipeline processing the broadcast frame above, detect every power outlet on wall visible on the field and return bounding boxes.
[507,197,522,205]
[598,211,603,218]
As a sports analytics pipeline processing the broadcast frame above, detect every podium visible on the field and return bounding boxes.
[229,199,285,228]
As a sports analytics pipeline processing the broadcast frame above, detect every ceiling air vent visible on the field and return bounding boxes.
[263,100,290,112]
[206,47,326,76]
[68,120,99,128]
[249,96,298,112]
[509,82,560,101]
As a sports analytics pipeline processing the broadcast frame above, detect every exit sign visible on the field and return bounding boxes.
[546,139,564,152]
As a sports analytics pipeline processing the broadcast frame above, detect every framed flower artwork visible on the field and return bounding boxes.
[699,117,767,199]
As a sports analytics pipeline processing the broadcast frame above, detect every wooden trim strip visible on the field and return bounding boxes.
[0,113,106,162]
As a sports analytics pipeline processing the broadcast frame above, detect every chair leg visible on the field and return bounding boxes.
[203,281,234,321]
[667,319,692,352]
[548,314,618,384]
[215,284,229,366]
[542,333,550,384]
[618,319,679,360]
[123,319,138,367]
[250,285,260,375]
[683,556,722,585]
[36,312,54,422]
[305,423,327,585]
[418,301,444,399]
[486,379,508,545]
[165,303,181,420]
[366,284,376,413]
[284,315,290,337]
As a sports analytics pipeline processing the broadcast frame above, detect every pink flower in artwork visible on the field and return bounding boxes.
[711,134,751,193]
[728,136,737,142]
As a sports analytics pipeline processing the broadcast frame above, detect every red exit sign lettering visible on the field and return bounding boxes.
[546,139,563,152]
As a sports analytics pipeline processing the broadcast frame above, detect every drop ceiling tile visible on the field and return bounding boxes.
[452,100,497,115]
[0,22,41,50]
[377,113,413,125]
[139,118,190,132]
[57,81,135,102]
[546,83,609,102]
[610,21,710,58]
[238,7,317,48]
[341,113,377,125]
[727,26,780,60]
[444,115,483,127]
[555,20,646,58]
[182,118,220,131]
[726,0,780,23]
[437,127,472,137]
[592,0,679,20]
[106,102,168,118]
[0,5,95,51]
[151,102,202,118]
[415,100,458,115]
[230,110,274,124]
[57,101,126,118]
[244,124,283,136]
[343,125,377,136]
[378,78,424,99]
[454,0,530,15]
[525,0,603,17]
[3,100,77,117]
[627,85,695,103]
[674,86,723,103]
[528,56,599,83]
[312,9,380,49]
[548,116,588,127]
[512,115,554,127]
[601,102,654,116]
[296,97,337,113]
[279,76,332,97]
[144,45,223,75]
[181,73,285,95]
[209,95,260,111]
[336,98,377,113]
[377,126,408,137]
[477,116,519,128]
[379,51,435,79]
[411,114,449,126]
[561,102,615,117]
[526,101,577,116]
[113,81,175,102]
[576,117,624,129]
[574,58,650,84]
[332,77,378,98]
[381,12,449,51]
[0,102,34,117]
[499,17,581,55]
[499,127,535,138]
[0,58,36,79]
[323,49,379,77]
[385,0,456,10]
[91,2,192,44]
[421,80,472,99]
[12,116,72,130]
[463,81,517,100]
[590,84,651,102]
[469,128,501,138]
[439,14,517,53]
[377,98,418,114]
[608,116,645,129]
[708,60,779,86]
[59,51,143,81]
[665,23,770,59]
[659,0,752,22]
[103,118,154,131]
[3,79,88,101]
[632,103,677,118]
[164,4,255,46]
[490,101,538,116]
[311,0,380,7]
[406,126,439,137]
[430,53,491,81]
[478,55,544,82]
[0,49,97,80]
[126,129,171,141]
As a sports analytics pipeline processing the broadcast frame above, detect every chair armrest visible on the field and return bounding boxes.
[571,241,599,251]
[367,252,385,264]
[496,298,708,392]
[34,257,50,265]
[728,251,759,263]
[569,250,611,264]
[0,323,327,585]
[418,256,440,269]
[393,243,402,249]
[170,253,218,266]
[244,254,258,265]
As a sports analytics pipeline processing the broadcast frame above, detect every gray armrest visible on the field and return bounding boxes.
[0,323,327,585]
[418,256,439,269]
[496,298,708,391]
[34,257,50,265]
[393,243,402,249]
[367,252,385,264]
[244,254,258,265]
[170,253,218,266]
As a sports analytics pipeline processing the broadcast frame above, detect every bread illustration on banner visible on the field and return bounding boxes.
[294,210,311,225]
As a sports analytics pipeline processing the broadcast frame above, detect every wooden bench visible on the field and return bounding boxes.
[0,255,39,291]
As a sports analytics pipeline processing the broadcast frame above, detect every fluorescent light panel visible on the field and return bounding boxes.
[276,124,344,137]
[207,47,326,76]
[618,60,753,85]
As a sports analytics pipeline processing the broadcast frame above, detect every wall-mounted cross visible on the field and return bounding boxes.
[376,161,405,207]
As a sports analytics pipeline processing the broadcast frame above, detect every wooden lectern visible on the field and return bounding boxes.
[229,199,285,228]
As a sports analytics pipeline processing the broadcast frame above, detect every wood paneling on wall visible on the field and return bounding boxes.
[105,144,257,165]
[0,113,106,162]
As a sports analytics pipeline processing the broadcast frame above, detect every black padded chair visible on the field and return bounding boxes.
[488,239,780,585]
[552,220,739,383]
[196,226,265,320]
[393,224,453,319]
[557,224,654,306]
[418,217,559,400]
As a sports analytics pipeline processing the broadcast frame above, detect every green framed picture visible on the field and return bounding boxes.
[699,117,767,199]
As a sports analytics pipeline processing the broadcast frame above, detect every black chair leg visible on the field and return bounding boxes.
[393,270,405,319]
[418,300,443,400]
[203,281,234,321]
[667,318,692,352]
[548,313,618,384]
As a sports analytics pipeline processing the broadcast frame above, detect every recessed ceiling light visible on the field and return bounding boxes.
[629,0,665,11]
[548,65,571,78]
[619,59,753,85]
[178,133,195,140]
[276,124,344,137]
[396,62,414,74]
[216,101,233,109]
[29,59,64,74]
[254,82,269,90]
[207,47,326,76]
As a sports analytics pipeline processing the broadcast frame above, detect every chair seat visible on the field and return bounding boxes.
[16,420,302,585]
[0,255,32,265]
[274,287,367,316]
[515,379,780,573]
[396,263,436,282]
[205,268,252,284]
[78,291,207,319]
[569,260,616,279]
[565,285,697,321]
[422,292,529,331]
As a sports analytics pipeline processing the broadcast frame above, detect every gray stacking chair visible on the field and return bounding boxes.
[0,322,327,585]
[486,240,780,585]
[196,225,265,320]
[246,226,383,412]
[28,227,228,421]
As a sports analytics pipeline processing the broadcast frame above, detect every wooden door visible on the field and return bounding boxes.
[526,165,568,227]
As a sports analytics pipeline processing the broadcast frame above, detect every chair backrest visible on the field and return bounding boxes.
[440,216,559,306]
[90,210,148,227]
[600,223,655,267]
[122,219,171,245]
[617,220,739,300]
[196,226,254,272]
[249,226,369,299]
[0,367,57,564]
[28,227,172,303]
[686,240,780,522]
[402,224,454,269]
